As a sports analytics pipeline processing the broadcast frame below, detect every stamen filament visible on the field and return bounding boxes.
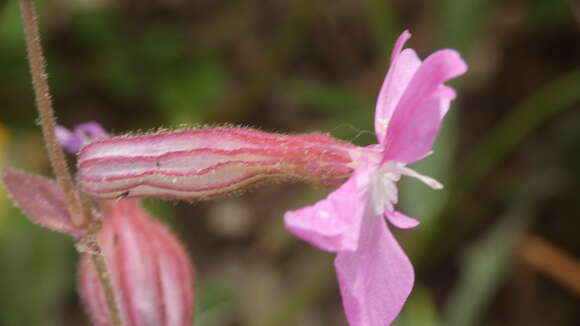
[398,165,443,189]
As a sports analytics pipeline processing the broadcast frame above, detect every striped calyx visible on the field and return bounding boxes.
[78,127,356,199]
[79,199,195,326]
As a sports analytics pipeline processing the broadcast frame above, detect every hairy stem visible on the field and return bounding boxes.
[19,1,123,325]
[18,0,86,227]
[92,253,123,326]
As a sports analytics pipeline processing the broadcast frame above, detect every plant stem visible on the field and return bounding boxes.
[18,1,123,325]
[18,0,86,228]
[92,253,124,326]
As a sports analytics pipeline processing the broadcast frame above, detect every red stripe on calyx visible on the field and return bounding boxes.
[78,128,356,200]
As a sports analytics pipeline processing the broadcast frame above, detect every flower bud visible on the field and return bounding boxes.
[79,199,195,326]
[78,127,355,199]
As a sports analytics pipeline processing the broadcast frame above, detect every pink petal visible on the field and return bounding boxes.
[56,126,83,154]
[383,49,467,164]
[335,211,414,326]
[74,122,108,142]
[1,168,84,236]
[375,31,421,142]
[385,210,419,229]
[284,167,370,252]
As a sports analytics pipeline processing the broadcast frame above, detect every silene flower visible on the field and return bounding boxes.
[74,30,466,325]
[284,31,467,325]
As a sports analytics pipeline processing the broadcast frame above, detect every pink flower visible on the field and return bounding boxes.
[69,30,466,326]
[284,30,467,325]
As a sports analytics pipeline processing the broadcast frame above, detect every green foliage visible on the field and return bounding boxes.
[439,0,497,51]
[0,205,75,326]
[392,286,440,326]
[526,0,574,27]
[195,281,235,326]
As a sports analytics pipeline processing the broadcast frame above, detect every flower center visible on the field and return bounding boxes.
[347,146,443,215]
[370,160,443,216]
[370,161,401,215]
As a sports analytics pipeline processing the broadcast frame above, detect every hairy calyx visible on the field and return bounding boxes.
[78,127,357,199]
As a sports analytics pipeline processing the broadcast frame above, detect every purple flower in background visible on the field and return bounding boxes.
[284,31,467,325]
[56,121,107,153]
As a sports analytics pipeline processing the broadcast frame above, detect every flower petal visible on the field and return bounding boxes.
[335,211,414,325]
[74,122,108,142]
[385,210,419,229]
[57,122,108,154]
[374,31,421,142]
[383,49,467,163]
[284,168,370,252]
[56,126,83,154]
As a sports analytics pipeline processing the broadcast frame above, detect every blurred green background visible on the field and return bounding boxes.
[1,0,580,325]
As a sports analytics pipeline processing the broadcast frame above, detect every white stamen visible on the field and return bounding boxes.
[370,162,400,215]
[369,160,443,216]
[398,165,443,189]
